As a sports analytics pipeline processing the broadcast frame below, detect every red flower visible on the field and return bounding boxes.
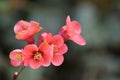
[59,16,86,46]
[38,32,68,66]
[9,49,23,67]
[22,42,53,69]
[14,20,42,44]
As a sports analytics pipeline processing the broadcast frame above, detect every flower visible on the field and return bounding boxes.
[9,49,23,67]
[22,42,53,69]
[59,16,86,46]
[38,32,68,66]
[14,20,42,44]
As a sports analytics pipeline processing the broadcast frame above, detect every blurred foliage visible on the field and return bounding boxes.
[0,0,120,80]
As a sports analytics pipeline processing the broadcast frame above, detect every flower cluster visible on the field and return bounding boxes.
[9,16,86,69]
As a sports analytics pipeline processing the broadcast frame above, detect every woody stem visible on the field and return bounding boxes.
[13,66,25,80]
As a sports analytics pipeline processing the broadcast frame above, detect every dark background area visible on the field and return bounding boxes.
[0,0,120,80]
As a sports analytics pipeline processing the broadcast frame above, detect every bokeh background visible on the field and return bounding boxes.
[0,0,120,80]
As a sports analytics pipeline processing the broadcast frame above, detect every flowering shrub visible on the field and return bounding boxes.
[9,16,86,80]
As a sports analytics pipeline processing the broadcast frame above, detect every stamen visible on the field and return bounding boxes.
[54,45,58,52]
[16,53,22,60]
[34,52,42,60]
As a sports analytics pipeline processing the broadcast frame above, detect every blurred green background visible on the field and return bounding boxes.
[0,0,120,80]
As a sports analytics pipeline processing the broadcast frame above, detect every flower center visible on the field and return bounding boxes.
[16,53,22,60]
[34,52,42,60]
[54,45,58,52]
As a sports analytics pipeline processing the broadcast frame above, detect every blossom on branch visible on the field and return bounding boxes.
[9,49,23,67]
[14,20,42,44]
[9,15,86,70]
[59,16,86,46]
[38,32,68,66]
[22,42,53,69]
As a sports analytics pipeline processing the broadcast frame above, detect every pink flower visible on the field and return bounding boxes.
[59,16,86,46]
[9,49,23,67]
[50,35,68,66]
[38,32,68,66]
[14,20,42,44]
[22,42,53,69]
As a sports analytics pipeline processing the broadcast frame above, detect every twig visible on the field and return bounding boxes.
[13,66,26,80]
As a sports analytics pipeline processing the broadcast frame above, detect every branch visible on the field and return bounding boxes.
[13,66,25,80]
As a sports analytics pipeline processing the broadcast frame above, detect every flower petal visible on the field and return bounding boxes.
[54,44,68,55]
[69,21,82,34]
[29,58,43,69]
[69,34,86,46]
[66,16,71,25]
[28,27,41,36]
[10,60,23,67]
[39,43,53,67]
[38,32,52,44]
[52,55,64,66]
[23,44,38,66]
[23,44,38,54]
[50,35,64,48]
[9,49,22,60]
[14,20,29,33]
[23,58,30,66]
[16,30,29,40]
